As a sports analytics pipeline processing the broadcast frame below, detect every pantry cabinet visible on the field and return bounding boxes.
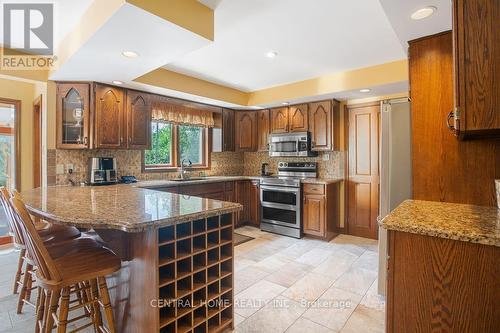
[451,0,500,139]
[235,111,257,152]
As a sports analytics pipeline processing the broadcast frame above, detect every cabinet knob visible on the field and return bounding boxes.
[120,137,123,144]
[446,110,455,131]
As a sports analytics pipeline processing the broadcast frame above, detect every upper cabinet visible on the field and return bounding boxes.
[222,109,235,151]
[94,84,126,149]
[235,111,257,152]
[289,104,309,132]
[126,90,151,150]
[309,100,332,151]
[257,109,270,151]
[451,0,500,139]
[56,83,91,149]
[270,107,289,133]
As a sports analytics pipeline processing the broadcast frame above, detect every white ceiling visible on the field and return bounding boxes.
[0,0,93,49]
[50,3,211,83]
[164,0,407,92]
[379,0,452,49]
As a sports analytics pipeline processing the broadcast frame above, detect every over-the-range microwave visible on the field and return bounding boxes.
[268,132,318,157]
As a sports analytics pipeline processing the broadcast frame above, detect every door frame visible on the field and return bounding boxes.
[344,101,380,238]
[33,95,42,188]
[0,97,21,191]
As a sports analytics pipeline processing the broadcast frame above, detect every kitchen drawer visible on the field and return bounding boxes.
[303,184,325,195]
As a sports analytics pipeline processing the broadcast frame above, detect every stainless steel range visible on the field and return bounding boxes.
[260,161,317,238]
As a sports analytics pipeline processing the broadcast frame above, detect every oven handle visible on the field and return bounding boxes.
[260,185,300,193]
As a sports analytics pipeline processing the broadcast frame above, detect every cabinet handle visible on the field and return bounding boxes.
[446,110,455,131]
[83,137,88,145]
[120,137,123,144]
[128,137,131,143]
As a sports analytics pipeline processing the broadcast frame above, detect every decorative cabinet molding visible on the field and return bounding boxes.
[289,104,309,132]
[270,107,289,133]
[257,109,270,151]
[126,90,151,150]
[235,111,257,152]
[94,84,126,149]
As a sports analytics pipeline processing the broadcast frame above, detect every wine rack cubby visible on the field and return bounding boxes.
[158,214,234,333]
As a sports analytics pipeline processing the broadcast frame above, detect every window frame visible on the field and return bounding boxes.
[142,122,211,172]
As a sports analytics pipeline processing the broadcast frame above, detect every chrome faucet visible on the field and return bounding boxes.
[180,159,192,180]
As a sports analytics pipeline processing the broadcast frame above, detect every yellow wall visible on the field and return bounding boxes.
[0,77,36,191]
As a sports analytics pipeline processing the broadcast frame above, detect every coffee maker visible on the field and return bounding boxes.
[88,157,118,185]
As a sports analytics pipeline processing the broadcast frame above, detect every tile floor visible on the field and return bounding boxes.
[0,227,385,332]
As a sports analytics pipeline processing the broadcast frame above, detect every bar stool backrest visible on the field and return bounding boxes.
[9,195,62,283]
[0,187,24,246]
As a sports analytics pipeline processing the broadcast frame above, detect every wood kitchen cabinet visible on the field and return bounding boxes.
[222,108,235,151]
[249,180,260,227]
[451,0,500,139]
[235,180,260,227]
[270,107,289,133]
[257,109,270,151]
[289,104,309,132]
[126,90,151,149]
[94,83,126,149]
[235,111,257,152]
[302,182,340,240]
[309,100,333,151]
[56,83,92,149]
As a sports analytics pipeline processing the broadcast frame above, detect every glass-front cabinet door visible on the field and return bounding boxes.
[56,83,90,148]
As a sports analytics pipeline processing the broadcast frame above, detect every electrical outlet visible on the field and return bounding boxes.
[66,164,74,174]
[322,153,330,161]
[56,164,64,175]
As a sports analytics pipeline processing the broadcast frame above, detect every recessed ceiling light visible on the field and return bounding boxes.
[122,50,139,58]
[113,80,123,85]
[266,51,278,58]
[359,88,371,93]
[411,6,437,20]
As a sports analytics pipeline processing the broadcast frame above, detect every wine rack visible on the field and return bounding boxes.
[158,214,234,333]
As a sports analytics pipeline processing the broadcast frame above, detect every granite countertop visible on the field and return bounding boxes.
[136,176,343,189]
[380,200,500,247]
[21,184,242,232]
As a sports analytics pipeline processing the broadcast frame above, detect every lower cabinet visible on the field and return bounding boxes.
[302,182,340,240]
[235,180,260,227]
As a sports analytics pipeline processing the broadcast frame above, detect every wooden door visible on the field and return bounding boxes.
[453,0,500,138]
[56,83,90,149]
[95,84,125,149]
[303,194,325,237]
[347,103,380,239]
[309,100,332,151]
[235,111,256,152]
[235,180,250,226]
[126,90,151,149]
[257,109,270,151]
[222,109,235,151]
[270,107,289,133]
[289,104,308,132]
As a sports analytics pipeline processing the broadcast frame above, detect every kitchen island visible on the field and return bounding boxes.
[380,200,500,333]
[21,184,242,333]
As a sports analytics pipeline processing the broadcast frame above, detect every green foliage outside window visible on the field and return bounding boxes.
[178,125,202,164]
[145,122,172,165]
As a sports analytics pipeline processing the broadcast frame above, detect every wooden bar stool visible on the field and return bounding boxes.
[9,195,121,333]
[0,187,84,314]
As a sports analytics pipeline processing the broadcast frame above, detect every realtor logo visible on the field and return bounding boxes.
[3,3,54,55]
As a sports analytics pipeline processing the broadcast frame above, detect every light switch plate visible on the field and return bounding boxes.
[322,153,330,161]
[56,164,64,175]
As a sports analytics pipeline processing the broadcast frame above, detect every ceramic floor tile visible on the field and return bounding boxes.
[264,261,312,288]
[351,250,379,272]
[360,280,385,312]
[277,241,317,260]
[235,279,286,317]
[340,305,385,333]
[234,266,269,294]
[252,254,292,273]
[295,248,333,267]
[281,272,335,303]
[302,287,362,331]
[234,312,246,327]
[333,267,378,296]
[234,257,258,272]
[285,317,334,333]
[236,296,305,333]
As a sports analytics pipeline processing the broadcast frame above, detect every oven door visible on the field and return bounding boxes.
[260,185,300,228]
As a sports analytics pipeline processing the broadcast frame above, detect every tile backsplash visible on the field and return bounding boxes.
[50,149,343,185]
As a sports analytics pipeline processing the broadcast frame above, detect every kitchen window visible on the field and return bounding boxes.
[143,120,209,171]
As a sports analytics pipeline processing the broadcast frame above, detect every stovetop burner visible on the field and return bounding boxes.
[260,161,318,187]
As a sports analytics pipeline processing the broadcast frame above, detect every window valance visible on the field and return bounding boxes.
[151,97,214,128]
